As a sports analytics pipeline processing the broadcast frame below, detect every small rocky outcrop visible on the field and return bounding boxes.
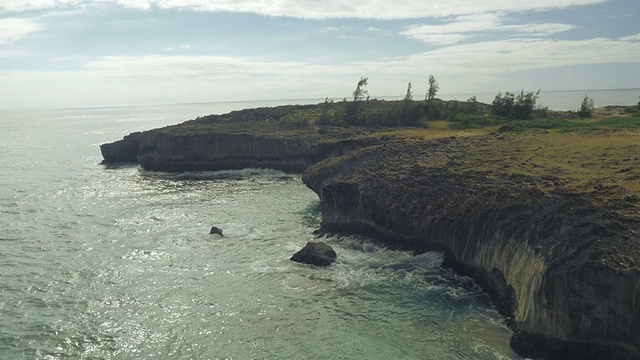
[209,226,223,236]
[290,241,337,266]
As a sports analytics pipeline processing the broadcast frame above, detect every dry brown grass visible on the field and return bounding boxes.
[376,126,496,139]
[441,130,640,219]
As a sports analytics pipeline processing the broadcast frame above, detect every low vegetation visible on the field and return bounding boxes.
[163,77,639,141]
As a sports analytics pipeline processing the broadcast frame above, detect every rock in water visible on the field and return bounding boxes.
[209,226,223,236]
[291,241,337,266]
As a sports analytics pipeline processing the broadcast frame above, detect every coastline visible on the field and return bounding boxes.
[99,100,640,359]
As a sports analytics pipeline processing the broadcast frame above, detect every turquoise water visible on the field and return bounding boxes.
[0,104,521,359]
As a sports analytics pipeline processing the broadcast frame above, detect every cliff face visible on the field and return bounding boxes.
[100,127,380,173]
[302,137,640,360]
[100,110,640,359]
[136,131,313,172]
[100,132,142,163]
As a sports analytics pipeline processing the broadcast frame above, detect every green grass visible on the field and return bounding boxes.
[449,115,506,129]
[498,113,640,133]
[154,100,640,138]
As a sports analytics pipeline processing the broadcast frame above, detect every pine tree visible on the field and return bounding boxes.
[426,75,439,101]
[404,81,413,101]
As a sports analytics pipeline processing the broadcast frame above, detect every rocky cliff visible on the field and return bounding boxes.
[100,104,640,359]
[100,108,380,172]
[302,135,640,360]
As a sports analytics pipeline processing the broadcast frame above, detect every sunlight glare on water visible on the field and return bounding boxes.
[0,103,520,359]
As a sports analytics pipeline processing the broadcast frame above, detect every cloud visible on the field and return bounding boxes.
[621,33,640,42]
[0,18,41,44]
[1,35,638,108]
[1,0,609,19]
[160,45,192,52]
[84,54,317,78]
[367,38,640,76]
[81,35,640,83]
[401,13,574,45]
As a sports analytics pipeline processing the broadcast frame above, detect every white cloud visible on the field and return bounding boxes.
[515,23,574,36]
[621,33,640,42]
[1,35,638,108]
[78,36,640,84]
[160,45,192,52]
[0,18,41,44]
[367,38,640,76]
[0,0,609,19]
[0,0,82,12]
[0,49,26,57]
[84,54,315,78]
[401,13,574,45]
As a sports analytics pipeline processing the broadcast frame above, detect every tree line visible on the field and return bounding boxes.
[310,76,605,128]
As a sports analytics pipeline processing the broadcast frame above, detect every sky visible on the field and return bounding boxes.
[0,0,639,108]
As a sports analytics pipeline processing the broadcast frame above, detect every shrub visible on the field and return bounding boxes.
[578,95,595,118]
[491,90,540,119]
[278,113,311,129]
[491,91,515,117]
[466,95,479,115]
[513,90,540,119]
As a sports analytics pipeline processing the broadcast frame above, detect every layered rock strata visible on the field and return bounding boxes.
[100,112,640,359]
[101,126,378,172]
[302,136,640,360]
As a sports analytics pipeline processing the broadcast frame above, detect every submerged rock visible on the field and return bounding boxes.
[291,241,337,267]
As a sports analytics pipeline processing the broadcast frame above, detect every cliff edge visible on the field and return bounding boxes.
[100,105,380,172]
[100,103,640,359]
[303,133,640,360]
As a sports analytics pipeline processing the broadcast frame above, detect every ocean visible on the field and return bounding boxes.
[0,102,522,360]
[4,88,634,359]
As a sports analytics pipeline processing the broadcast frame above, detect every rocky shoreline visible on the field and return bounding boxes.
[302,135,640,360]
[100,105,640,360]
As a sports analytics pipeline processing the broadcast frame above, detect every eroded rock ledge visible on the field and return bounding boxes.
[302,135,640,360]
[100,106,380,172]
[100,106,640,359]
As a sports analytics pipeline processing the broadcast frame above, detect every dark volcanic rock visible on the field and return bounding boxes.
[99,105,640,359]
[99,118,380,173]
[209,226,223,236]
[100,132,141,163]
[302,136,640,360]
[291,241,337,266]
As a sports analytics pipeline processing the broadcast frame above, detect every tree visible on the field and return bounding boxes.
[578,95,595,118]
[426,75,439,101]
[404,81,413,101]
[346,77,369,125]
[352,77,369,102]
